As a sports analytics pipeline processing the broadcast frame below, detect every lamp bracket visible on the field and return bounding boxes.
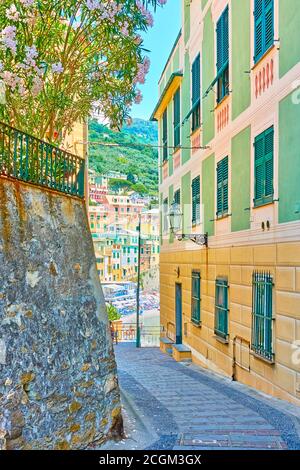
[175,232,208,246]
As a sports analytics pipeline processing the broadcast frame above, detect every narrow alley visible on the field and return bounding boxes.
[103,344,300,451]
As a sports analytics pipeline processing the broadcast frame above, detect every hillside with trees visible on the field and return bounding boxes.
[88,118,159,196]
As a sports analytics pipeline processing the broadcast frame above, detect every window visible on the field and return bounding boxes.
[162,109,168,162]
[173,88,181,148]
[174,188,181,206]
[216,156,229,217]
[254,0,274,63]
[251,271,274,361]
[254,126,274,207]
[192,176,200,225]
[191,54,201,131]
[163,197,168,233]
[216,6,229,103]
[191,271,201,325]
[214,278,229,340]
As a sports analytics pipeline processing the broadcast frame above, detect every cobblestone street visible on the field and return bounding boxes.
[104,344,300,451]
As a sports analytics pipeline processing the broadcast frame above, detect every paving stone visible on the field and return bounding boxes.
[107,344,300,450]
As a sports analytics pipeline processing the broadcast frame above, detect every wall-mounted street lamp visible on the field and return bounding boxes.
[168,202,208,247]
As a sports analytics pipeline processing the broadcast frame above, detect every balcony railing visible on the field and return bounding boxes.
[0,121,85,198]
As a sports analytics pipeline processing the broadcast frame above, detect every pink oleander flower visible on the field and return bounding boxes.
[32,76,43,95]
[6,4,20,21]
[20,0,35,6]
[134,89,143,104]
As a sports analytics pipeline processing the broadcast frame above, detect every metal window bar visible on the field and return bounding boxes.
[0,121,85,198]
[251,271,274,361]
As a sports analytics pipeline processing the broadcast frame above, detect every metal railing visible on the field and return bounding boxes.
[0,121,85,198]
[251,271,274,362]
[111,323,161,347]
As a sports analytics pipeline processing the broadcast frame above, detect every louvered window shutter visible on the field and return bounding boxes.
[264,127,274,198]
[254,133,265,201]
[192,176,200,224]
[254,0,263,62]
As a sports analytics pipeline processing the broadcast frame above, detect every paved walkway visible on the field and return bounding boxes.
[105,344,300,450]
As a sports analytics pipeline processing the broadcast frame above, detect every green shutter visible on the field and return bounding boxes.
[217,161,223,214]
[223,157,229,213]
[192,271,201,324]
[254,0,274,62]
[192,54,200,104]
[217,7,229,71]
[264,127,274,197]
[254,127,274,206]
[191,55,201,131]
[223,6,229,65]
[217,157,229,217]
[254,0,263,61]
[216,14,224,71]
[214,278,228,340]
[162,110,168,161]
[265,0,274,50]
[173,88,181,148]
[174,188,181,205]
[192,176,200,225]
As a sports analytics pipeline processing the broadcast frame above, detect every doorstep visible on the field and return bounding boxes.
[160,336,174,354]
[172,344,192,362]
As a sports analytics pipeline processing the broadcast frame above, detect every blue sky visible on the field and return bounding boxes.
[131,0,181,121]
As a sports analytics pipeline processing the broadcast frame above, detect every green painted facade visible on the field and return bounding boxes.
[279,0,300,78]
[231,0,251,120]
[279,89,300,224]
[181,52,191,165]
[184,0,190,45]
[157,0,300,246]
[168,100,173,176]
[202,154,215,236]
[231,126,251,232]
[202,10,215,147]
[181,171,191,233]
[169,184,174,243]
[159,115,163,185]
[173,47,180,72]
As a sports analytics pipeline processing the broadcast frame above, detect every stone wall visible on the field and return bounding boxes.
[0,178,122,449]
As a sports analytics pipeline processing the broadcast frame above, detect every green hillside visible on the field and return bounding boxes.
[88,118,158,196]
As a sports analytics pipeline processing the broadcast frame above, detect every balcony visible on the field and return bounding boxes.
[0,121,85,198]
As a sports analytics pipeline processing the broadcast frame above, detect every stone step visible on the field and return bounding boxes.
[172,344,192,362]
[160,336,174,354]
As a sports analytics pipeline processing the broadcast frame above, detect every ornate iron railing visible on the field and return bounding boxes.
[111,323,161,347]
[0,121,85,198]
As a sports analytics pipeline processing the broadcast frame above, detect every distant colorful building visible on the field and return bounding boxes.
[88,171,160,283]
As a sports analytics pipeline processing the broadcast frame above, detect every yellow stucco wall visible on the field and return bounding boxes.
[160,242,300,405]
